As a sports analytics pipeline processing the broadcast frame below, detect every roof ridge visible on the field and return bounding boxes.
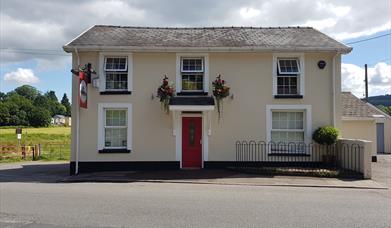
[93,25,314,29]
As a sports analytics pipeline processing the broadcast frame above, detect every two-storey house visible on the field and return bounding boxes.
[63,26,352,174]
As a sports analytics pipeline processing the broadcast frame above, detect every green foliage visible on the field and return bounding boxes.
[377,105,391,116]
[28,107,51,127]
[312,126,339,145]
[0,85,71,127]
[0,92,6,101]
[61,93,71,116]
[45,91,58,102]
[0,103,11,126]
[15,85,39,100]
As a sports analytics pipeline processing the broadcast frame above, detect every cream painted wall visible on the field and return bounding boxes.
[376,118,391,154]
[71,51,340,162]
[208,52,337,160]
[72,52,176,161]
[341,120,377,156]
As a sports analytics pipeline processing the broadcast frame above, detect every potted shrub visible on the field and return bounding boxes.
[312,126,339,164]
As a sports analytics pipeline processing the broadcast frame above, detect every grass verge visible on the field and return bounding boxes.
[1,126,71,162]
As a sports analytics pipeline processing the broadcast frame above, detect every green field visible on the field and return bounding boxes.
[0,126,71,162]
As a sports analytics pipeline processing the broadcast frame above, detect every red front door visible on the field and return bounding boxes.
[182,117,202,168]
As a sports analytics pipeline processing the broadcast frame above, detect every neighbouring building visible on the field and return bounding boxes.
[341,92,391,155]
[52,115,71,126]
[63,26,353,174]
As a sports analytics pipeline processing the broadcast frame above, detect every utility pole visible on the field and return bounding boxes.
[364,64,368,101]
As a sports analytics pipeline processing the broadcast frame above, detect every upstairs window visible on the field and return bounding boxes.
[104,57,128,90]
[181,58,204,91]
[276,58,301,95]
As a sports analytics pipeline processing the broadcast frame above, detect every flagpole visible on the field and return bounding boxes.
[75,48,80,175]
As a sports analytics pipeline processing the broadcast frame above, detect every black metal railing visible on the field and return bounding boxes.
[235,141,363,177]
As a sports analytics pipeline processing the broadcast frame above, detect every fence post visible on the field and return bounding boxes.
[60,145,62,160]
[21,146,26,159]
[38,144,42,158]
[362,141,372,179]
[34,144,38,160]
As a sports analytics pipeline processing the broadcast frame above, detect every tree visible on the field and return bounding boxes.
[378,105,391,116]
[0,103,11,126]
[15,85,39,100]
[34,94,51,109]
[61,93,71,116]
[45,91,58,102]
[0,92,6,101]
[28,107,51,127]
[4,93,34,125]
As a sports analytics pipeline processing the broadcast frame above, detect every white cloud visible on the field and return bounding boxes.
[333,22,391,40]
[304,18,337,30]
[240,7,261,19]
[342,62,391,97]
[0,0,390,67]
[3,68,39,84]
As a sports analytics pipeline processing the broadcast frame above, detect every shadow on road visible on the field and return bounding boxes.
[0,162,277,183]
[0,162,69,183]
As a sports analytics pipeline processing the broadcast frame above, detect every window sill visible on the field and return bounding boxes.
[100,91,132,95]
[269,153,310,157]
[274,95,303,99]
[177,91,208,96]
[99,149,131,153]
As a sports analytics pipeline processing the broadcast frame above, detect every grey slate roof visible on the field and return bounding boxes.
[341,92,385,118]
[64,25,351,53]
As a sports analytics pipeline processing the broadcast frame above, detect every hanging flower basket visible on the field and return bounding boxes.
[212,74,230,119]
[157,75,174,113]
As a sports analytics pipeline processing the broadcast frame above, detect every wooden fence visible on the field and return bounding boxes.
[0,145,40,160]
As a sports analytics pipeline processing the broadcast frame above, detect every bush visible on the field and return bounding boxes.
[312,126,339,145]
[28,108,51,127]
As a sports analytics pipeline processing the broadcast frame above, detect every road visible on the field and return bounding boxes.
[0,160,390,228]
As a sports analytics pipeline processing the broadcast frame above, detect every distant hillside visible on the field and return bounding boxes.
[367,94,391,106]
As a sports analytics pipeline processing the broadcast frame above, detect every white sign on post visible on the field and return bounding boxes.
[17,134,22,140]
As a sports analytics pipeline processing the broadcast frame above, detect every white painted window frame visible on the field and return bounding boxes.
[176,53,209,93]
[181,57,204,73]
[99,52,133,92]
[104,56,128,71]
[98,103,132,151]
[277,58,301,75]
[266,105,312,145]
[272,53,305,96]
[270,111,305,144]
[103,108,128,149]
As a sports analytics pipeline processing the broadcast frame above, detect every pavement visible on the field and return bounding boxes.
[372,154,391,189]
[62,169,387,189]
[0,160,388,189]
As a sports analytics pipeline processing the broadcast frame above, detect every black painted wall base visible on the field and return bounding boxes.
[70,161,326,175]
[70,161,180,175]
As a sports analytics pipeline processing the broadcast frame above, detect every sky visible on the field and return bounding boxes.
[0,0,390,99]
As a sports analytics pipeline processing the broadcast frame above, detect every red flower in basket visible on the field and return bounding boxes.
[157,75,175,113]
[212,74,230,120]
